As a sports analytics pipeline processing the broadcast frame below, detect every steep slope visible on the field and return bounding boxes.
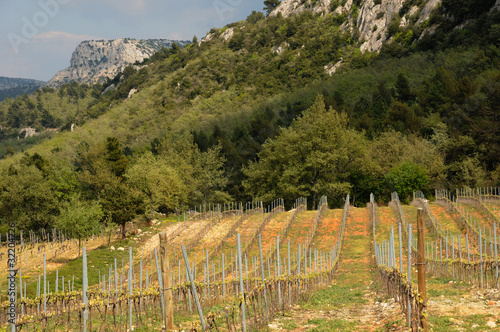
[46,38,190,87]
[271,0,442,53]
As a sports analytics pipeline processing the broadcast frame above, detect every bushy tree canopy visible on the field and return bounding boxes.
[243,96,367,208]
[126,152,187,214]
[99,179,146,238]
[0,165,59,231]
[55,195,103,256]
[385,162,430,203]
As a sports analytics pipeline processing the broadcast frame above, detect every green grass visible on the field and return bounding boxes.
[281,319,299,329]
[426,276,470,297]
[428,315,453,331]
[427,276,460,284]
[428,314,497,331]
[375,318,406,332]
[428,287,467,297]
[303,285,367,309]
[307,318,358,331]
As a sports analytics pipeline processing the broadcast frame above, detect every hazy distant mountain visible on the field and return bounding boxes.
[0,77,45,101]
[46,38,190,87]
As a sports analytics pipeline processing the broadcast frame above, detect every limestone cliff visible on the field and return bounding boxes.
[270,0,333,17]
[270,0,442,53]
[47,38,189,87]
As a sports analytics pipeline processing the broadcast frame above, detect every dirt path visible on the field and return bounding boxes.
[312,209,342,253]
[269,207,407,331]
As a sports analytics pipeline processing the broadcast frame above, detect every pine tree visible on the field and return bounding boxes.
[106,137,128,177]
[264,0,280,15]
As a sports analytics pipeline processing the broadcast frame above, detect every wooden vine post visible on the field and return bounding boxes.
[417,208,428,331]
[159,232,174,331]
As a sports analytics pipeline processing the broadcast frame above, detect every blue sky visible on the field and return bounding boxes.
[0,0,265,81]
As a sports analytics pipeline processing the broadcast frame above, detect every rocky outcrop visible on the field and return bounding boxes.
[270,0,332,18]
[47,39,189,87]
[272,42,290,54]
[19,127,38,139]
[201,26,247,45]
[493,0,500,11]
[127,88,138,99]
[270,0,442,53]
[416,0,442,25]
[324,58,344,76]
[220,28,235,42]
[357,0,407,52]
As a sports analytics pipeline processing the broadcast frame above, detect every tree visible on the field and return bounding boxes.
[55,196,103,257]
[105,137,128,178]
[155,132,231,206]
[264,0,280,15]
[103,217,118,247]
[243,95,367,208]
[0,165,59,231]
[385,162,430,203]
[191,144,231,204]
[247,10,265,23]
[385,101,420,133]
[21,152,51,177]
[370,131,446,194]
[395,73,415,102]
[442,0,496,23]
[126,152,188,214]
[75,139,122,198]
[99,179,146,238]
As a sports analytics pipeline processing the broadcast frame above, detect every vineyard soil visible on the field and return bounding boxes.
[4,202,500,331]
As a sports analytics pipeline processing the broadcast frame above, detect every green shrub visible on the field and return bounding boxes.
[385,162,430,203]
[333,12,347,25]
[387,14,402,37]
[330,0,341,11]
[394,30,414,46]
[399,0,425,17]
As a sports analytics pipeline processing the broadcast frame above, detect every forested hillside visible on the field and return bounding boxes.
[0,77,45,101]
[0,0,499,233]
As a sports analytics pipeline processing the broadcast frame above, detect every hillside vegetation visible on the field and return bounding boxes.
[0,0,499,233]
[0,77,45,101]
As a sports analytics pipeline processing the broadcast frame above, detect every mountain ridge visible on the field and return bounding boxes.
[0,76,45,90]
[46,38,190,87]
[0,76,45,101]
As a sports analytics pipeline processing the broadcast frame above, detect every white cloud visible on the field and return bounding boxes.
[0,0,265,80]
[0,31,101,80]
[33,30,98,42]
